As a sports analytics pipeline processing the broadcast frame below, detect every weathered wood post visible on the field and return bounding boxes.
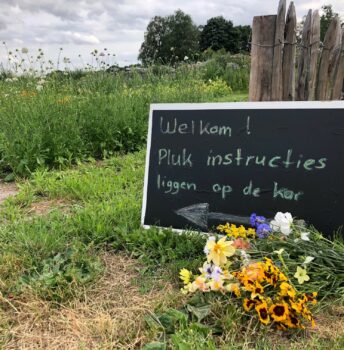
[271,0,286,101]
[296,10,312,100]
[316,16,342,100]
[249,15,277,101]
[308,10,320,100]
[282,2,297,101]
[332,30,344,100]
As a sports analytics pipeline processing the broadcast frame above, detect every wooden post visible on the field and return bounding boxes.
[271,0,286,101]
[332,30,344,100]
[316,16,341,100]
[282,2,296,101]
[296,10,312,101]
[249,15,277,101]
[308,10,320,100]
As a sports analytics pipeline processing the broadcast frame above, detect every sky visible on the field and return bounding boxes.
[0,0,343,68]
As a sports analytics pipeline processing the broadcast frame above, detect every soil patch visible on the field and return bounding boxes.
[0,252,176,350]
[0,182,19,204]
[28,199,72,216]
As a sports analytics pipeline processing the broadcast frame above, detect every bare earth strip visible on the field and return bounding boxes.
[0,182,18,204]
[1,253,176,350]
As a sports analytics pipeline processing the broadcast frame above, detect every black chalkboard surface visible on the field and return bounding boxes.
[141,102,344,235]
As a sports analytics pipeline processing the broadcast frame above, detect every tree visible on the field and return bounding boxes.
[199,17,251,54]
[199,16,233,52]
[138,16,167,65]
[139,10,199,65]
[320,5,338,42]
[236,25,251,53]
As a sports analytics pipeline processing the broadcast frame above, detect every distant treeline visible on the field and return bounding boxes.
[138,10,251,65]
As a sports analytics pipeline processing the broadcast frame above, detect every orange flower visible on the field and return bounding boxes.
[232,238,250,250]
[244,262,265,281]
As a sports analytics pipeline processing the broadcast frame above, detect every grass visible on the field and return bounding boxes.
[0,52,342,348]
[0,150,343,349]
[0,66,242,176]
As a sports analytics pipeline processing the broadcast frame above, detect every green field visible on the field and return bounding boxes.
[0,59,343,349]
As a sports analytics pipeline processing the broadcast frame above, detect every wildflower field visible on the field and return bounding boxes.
[0,53,343,349]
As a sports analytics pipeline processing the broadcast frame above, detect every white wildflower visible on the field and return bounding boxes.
[300,232,310,241]
[270,212,293,235]
[303,256,315,265]
[273,248,285,255]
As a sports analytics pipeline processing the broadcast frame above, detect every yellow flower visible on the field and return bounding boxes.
[278,272,288,282]
[250,282,265,299]
[284,314,304,329]
[243,298,257,312]
[208,278,224,291]
[294,266,310,284]
[279,282,296,299]
[303,292,318,305]
[179,268,192,285]
[226,283,241,297]
[217,223,230,233]
[255,301,270,325]
[206,236,235,266]
[269,303,289,322]
[290,299,303,314]
[246,228,256,238]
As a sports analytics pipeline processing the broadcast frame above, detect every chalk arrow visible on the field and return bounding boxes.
[175,203,251,230]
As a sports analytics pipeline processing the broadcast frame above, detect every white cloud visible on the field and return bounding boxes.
[0,0,343,66]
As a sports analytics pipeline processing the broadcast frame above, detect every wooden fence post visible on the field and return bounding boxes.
[316,16,341,100]
[271,0,286,101]
[249,15,277,101]
[332,30,344,100]
[282,1,297,101]
[296,10,312,101]
[308,10,320,100]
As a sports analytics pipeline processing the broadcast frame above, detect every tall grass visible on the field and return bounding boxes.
[0,67,241,176]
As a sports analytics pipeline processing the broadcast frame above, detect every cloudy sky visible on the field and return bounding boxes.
[0,0,343,68]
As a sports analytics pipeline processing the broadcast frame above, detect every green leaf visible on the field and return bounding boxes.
[142,341,166,350]
[186,304,211,322]
[171,335,192,350]
[4,173,15,182]
[158,309,188,333]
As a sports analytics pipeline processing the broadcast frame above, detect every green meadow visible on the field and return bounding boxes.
[0,57,343,349]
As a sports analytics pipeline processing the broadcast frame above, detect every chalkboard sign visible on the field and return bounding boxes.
[141,102,344,235]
